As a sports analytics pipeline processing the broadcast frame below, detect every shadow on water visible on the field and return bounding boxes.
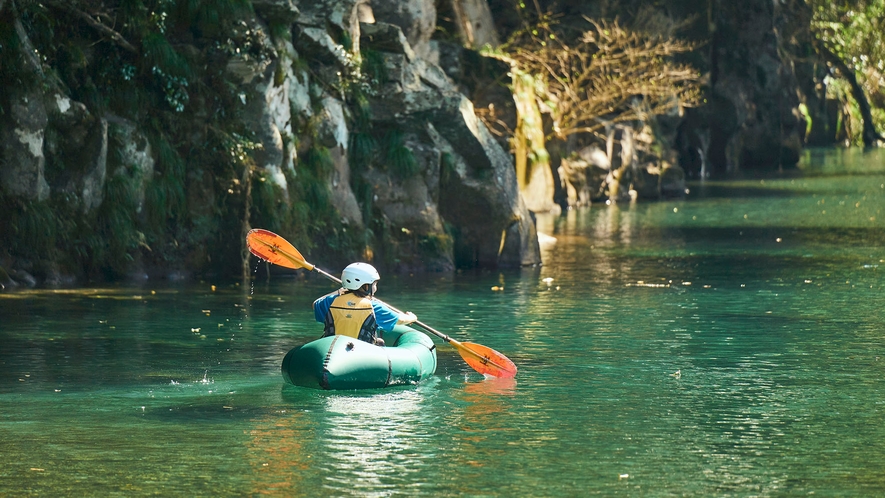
[652,226,885,252]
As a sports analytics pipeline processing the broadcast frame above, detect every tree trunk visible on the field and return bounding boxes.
[816,39,884,147]
[241,163,253,282]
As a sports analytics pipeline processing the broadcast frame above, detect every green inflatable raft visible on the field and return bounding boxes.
[281,325,437,390]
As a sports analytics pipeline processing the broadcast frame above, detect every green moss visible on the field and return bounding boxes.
[418,233,453,258]
[146,133,186,222]
[8,200,58,256]
[349,169,375,231]
[382,128,418,179]
[352,93,372,131]
[302,145,334,178]
[349,132,377,168]
[193,0,254,38]
[97,173,141,274]
[387,144,418,179]
[2,0,393,279]
[273,61,287,86]
[360,48,386,86]
[292,146,332,212]
[339,31,353,52]
[252,175,285,233]
[440,151,457,183]
[269,20,292,43]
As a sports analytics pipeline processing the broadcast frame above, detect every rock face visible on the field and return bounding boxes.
[107,117,154,215]
[1,0,828,284]
[0,0,541,285]
[355,19,539,268]
[370,0,436,59]
[443,0,500,49]
[1,91,50,202]
[698,0,806,173]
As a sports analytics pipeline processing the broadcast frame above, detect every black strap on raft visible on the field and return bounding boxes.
[319,336,339,390]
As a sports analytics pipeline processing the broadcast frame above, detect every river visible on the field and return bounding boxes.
[1,148,884,496]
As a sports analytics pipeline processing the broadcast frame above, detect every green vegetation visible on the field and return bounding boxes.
[0,0,310,280]
[382,128,418,179]
[811,0,885,145]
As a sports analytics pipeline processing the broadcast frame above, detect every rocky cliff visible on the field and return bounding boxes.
[0,0,540,287]
[0,0,853,289]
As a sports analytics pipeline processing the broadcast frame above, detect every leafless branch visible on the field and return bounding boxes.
[501,17,701,141]
[46,0,138,54]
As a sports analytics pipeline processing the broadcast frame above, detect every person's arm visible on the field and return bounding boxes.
[372,301,417,331]
[397,311,417,325]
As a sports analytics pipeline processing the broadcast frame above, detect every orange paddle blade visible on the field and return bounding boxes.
[246,229,315,271]
[455,341,518,378]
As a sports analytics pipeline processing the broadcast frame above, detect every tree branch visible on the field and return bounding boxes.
[815,37,884,146]
[46,1,138,54]
[503,17,700,141]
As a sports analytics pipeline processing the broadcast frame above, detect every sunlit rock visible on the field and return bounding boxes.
[538,233,557,249]
[357,21,540,268]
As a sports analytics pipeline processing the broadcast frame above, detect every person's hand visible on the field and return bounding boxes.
[401,311,417,324]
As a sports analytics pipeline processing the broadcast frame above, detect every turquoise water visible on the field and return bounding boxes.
[2,148,884,496]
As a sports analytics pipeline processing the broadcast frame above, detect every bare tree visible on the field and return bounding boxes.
[499,16,702,141]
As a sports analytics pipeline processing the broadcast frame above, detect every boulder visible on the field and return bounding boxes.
[358,21,540,268]
[70,118,108,213]
[230,21,297,197]
[328,146,364,229]
[252,0,300,23]
[295,0,366,52]
[316,96,350,149]
[363,134,443,235]
[0,92,50,201]
[429,121,540,267]
[107,117,155,214]
[369,0,436,59]
[558,148,609,207]
[694,0,805,173]
[359,21,416,60]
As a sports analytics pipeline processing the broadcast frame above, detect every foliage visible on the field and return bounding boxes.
[0,0,269,280]
[811,0,885,145]
[0,172,143,279]
[382,129,418,179]
[3,199,59,260]
[1,0,443,279]
[360,49,387,89]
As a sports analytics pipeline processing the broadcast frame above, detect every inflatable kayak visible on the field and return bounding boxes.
[281,325,437,390]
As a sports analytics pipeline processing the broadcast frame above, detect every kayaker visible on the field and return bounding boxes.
[313,262,417,346]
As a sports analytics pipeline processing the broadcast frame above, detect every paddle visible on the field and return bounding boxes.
[246,228,518,378]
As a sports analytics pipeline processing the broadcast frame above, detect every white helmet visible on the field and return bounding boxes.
[341,262,380,290]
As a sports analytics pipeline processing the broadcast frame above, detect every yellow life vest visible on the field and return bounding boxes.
[327,293,376,339]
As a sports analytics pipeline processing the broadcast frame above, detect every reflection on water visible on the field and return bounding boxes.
[320,390,434,495]
[247,407,311,496]
[2,148,885,495]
